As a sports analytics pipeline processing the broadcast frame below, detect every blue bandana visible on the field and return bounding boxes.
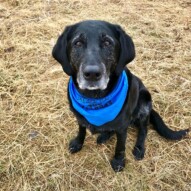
[69,71,128,126]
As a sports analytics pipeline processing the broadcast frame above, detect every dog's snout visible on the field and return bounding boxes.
[83,65,102,81]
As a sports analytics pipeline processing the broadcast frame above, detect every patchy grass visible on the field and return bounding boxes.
[0,0,190,190]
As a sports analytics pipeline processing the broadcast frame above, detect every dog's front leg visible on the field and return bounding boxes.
[111,129,127,172]
[69,124,86,153]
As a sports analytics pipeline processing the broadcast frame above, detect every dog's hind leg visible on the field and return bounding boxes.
[132,89,152,160]
[132,116,149,160]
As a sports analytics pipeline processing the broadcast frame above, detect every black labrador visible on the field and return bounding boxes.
[52,20,189,172]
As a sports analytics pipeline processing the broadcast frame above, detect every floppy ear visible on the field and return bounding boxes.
[115,25,135,75]
[52,26,73,76]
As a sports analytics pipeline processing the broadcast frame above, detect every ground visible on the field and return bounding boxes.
[0,0,191,190]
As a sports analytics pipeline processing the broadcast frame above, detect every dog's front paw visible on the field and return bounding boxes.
[132,146,145,160]
[69,138,83,154]
[110,158,125,172]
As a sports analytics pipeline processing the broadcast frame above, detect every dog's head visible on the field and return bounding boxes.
[52,20,135,91]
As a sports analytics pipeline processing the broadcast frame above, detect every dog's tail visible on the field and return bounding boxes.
[150,109,189,140]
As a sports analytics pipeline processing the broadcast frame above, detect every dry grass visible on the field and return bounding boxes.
[0,0,191,190]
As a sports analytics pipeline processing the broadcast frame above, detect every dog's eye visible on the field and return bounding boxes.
[75,41,83,47]
[103,40,111,46]
[102,37,113,47]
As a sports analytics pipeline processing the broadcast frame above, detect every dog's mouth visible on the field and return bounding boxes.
[77,77,109,90]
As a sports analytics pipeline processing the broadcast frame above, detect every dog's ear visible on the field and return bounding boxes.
[115,25,135,75]
[52,26,73,76]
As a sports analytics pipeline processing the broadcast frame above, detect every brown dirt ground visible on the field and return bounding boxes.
[0,0,191,190]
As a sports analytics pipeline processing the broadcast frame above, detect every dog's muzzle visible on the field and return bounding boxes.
[77,63,109,90]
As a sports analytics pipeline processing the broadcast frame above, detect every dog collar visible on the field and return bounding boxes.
[68,71,128,126]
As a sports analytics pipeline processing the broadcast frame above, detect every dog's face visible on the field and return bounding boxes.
[68,21,120,90]
[52,20,135,91]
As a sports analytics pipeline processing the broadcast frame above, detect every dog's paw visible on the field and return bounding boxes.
[132,146,145,160]
[69,138,83,154]
[97,132,114,144]
[110,158,125,172]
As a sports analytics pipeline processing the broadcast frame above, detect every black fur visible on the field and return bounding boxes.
[52,20,189,172]
[52,26,74,75]
[115,25,135,75]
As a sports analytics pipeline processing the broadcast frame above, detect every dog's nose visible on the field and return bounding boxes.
[83,65,102,81]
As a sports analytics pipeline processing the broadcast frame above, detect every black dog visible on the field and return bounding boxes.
[52,20,189,172]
